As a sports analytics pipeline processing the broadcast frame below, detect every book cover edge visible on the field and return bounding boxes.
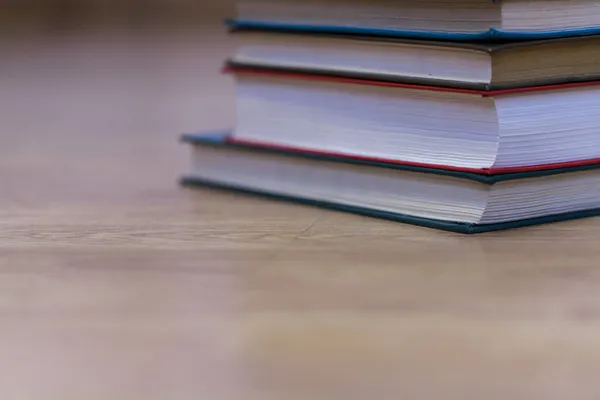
[180,175,600,234]
[226,19,600,42]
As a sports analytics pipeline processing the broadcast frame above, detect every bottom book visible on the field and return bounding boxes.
[180,132,600,234]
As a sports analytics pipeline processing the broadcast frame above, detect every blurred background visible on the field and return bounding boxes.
[0,0,234,31]
[1,4,247,397]
[0,0,238,204]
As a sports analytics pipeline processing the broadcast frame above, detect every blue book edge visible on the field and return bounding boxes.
[226,19,600,41]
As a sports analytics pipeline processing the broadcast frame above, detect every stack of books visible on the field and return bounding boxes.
[181,0,600,234]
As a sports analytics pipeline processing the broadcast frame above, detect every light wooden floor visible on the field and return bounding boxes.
[3,25,600,400]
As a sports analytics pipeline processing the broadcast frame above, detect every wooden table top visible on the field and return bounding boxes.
[2,26,600,400]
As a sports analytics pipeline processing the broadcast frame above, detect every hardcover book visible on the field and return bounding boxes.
[180,132,600,234]
[225,65,600,173]
[231,0,600,41]
[229,30,600,90]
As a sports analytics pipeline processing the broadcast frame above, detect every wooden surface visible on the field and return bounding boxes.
[3,26,600,400]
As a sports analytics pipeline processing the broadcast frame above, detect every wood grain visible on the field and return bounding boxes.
[2,26,600,400]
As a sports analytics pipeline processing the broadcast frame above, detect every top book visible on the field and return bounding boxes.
[233,0,600,41]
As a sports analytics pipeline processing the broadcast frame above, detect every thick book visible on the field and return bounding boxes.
[229,29,600,90]
[180,132,600,234]
[230,0,600,41]
[225,65,600,173]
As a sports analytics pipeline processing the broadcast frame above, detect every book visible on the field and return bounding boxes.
[229,30,600,90]
[225,65,600,173]
[180,132,600,234]
[231,0,600,41]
